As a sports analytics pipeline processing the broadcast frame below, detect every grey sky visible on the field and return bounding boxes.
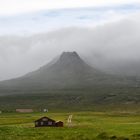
[0,13,140,80]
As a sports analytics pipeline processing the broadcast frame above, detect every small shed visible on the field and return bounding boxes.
[55,121,63,127]
[43,109,48,112]
[35,116,63,127]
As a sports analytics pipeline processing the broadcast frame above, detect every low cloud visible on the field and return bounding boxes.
[0,13,140,80]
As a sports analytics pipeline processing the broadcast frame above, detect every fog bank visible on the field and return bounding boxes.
[0,14,140,80]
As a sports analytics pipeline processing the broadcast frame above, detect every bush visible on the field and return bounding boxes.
[116,137,129,140]
[96,132,110,139]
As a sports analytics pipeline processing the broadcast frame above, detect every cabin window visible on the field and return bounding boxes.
[48,121,52,125]
[42,118,48,121]
[35,122,38,125]
[41,121,44,125]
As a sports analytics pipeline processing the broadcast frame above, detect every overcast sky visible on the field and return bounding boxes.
[0,2,140,35]
[0,1,140,80]
[0,0,140,16]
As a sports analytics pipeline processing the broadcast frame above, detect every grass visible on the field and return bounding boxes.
[0,112,140,140]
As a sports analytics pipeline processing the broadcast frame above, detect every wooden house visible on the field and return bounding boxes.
[35,116,63,127]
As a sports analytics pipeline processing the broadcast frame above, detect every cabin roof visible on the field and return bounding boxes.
[56,121,63,123]
[35,116,55,122]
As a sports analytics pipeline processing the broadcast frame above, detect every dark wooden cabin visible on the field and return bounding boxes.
[35,116,63,127]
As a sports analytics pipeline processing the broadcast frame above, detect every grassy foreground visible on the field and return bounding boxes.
[0,112,140,140]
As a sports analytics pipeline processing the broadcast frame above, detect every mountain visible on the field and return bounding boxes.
[0,51,140,111]
[0,51,138,91]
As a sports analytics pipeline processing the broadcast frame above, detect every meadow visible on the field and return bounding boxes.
[0,112,140,140]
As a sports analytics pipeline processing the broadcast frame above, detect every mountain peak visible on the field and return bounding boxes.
[60,51,80,59]
[59,51,82,63]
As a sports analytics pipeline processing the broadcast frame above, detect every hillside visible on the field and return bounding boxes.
[0,51,138,92]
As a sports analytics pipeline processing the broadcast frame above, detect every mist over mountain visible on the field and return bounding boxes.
[0,51,138,93]
[0,14,140,81]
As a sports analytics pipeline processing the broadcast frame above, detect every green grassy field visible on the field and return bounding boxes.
[0,112,140,140]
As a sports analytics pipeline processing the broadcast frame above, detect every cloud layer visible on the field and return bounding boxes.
[0,13,140,80]
[0,0,139,16]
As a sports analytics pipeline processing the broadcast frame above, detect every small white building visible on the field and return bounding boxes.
[43,109,48,112]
